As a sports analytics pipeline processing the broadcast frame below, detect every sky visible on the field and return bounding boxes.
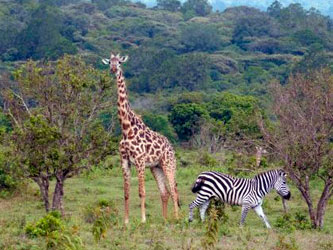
[140,0,333,17]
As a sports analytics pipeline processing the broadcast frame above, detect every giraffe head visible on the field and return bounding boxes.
[102,53,128,74]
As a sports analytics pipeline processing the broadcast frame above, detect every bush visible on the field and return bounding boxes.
[142,112,177,143]
[275,211,311,233]
[25,211,63,238]
[84,199,119,242]
[25,211,83,249]
[169,103,209,141]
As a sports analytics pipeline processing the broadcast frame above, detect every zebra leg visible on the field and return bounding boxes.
[240,205,250,226]
[253,205,271,228]
[189,198,207,222]
[188,202,196,222]
[199,200,210,221]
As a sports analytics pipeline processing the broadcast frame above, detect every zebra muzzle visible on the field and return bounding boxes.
[283,192,291,200]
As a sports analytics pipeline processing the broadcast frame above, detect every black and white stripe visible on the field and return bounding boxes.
[189,169,291,228]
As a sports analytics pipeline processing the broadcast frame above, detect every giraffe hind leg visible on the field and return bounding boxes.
[135,159,146,223]
[150,166,170,219]
[161,152,179,220]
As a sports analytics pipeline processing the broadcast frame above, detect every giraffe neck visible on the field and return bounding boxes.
[116,69,132,133]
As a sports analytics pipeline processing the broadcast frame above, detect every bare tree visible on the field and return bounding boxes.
[259,69,333,228]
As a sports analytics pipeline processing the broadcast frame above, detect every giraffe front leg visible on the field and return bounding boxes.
[136,161,146,223]
[240,205,250,226]
[253,205,271,228]
[121,155,131,224]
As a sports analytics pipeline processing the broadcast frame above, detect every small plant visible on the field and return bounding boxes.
[46,228,83,250]
[84,199,118,242]
[25,211,83,249]
[273,234,299,250]
[198,152,219,168]
[201,202,220,249]
[275,211,311,233]
[25,211,63,237]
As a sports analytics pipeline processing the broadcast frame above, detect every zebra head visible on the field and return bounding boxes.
[274,169,291,200]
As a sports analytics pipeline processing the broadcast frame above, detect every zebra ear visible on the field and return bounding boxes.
[102,58,110,65]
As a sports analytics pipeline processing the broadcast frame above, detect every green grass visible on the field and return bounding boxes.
[0,151,332,249]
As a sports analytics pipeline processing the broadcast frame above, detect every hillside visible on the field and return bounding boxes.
[0,0,332,98]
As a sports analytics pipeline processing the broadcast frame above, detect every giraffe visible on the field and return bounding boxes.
[255,146,267,168]
[102,53,179,224]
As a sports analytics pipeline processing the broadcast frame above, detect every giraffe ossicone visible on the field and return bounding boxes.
[103,52,179,224]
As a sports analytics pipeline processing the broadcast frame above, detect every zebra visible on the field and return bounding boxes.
[188,169,291,228]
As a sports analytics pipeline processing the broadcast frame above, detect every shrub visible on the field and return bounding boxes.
[25,211,63,238]
[84,199,119,242]
[25,211,83,249]
[275,211,311,233]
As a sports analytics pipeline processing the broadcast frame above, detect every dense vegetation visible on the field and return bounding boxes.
[0,0,332,249]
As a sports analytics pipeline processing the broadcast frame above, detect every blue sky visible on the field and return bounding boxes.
[140,0,333,17]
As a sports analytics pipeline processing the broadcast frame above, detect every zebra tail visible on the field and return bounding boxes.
[191,178,205,193]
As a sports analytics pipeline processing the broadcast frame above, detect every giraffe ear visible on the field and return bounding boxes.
[102,58,110,65]
[119,56,128,63]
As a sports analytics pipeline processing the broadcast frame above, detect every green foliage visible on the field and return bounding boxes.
[181,0,212,18]
[198,152,219,168]
[180,23,222,52]
[201,201,220,249]
[275,212,311,233]
[25,211,83,249]
[274,234,299,250]
[169,103,209,141]
[83,199,118,242]
[92,0,128,10]
[16,3,77,60]
[25,211,63,237]
[129,52,211,92]
[1,55,115,213]
[207,93,261,139]
[142,112,177,143]
[156,0,181,12]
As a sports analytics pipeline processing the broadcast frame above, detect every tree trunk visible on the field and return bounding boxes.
[52,173,65,216]
[33,176,50,212]
[314,181,333,228]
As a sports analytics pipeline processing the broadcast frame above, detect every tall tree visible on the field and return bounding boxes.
[16,3,77,60]
[259,69,333,228]
[156,0,181,12]
[181,0,212,18]
[1,55,116,214]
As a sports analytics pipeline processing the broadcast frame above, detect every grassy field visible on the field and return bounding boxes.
[0,150,332,250]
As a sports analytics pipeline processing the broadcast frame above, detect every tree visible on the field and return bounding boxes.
[1,55,116,214]
[142,112,177,143]
[16,3,77,60]
[169,103,209,141]
[181,0,212,18]
[156,0,181,12]
[180,23,221,52]
[259,69,333,228]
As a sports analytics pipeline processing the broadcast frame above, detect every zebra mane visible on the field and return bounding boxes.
[253,169,281,181]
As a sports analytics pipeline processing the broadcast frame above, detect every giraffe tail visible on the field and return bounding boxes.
[175,182,181,208]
